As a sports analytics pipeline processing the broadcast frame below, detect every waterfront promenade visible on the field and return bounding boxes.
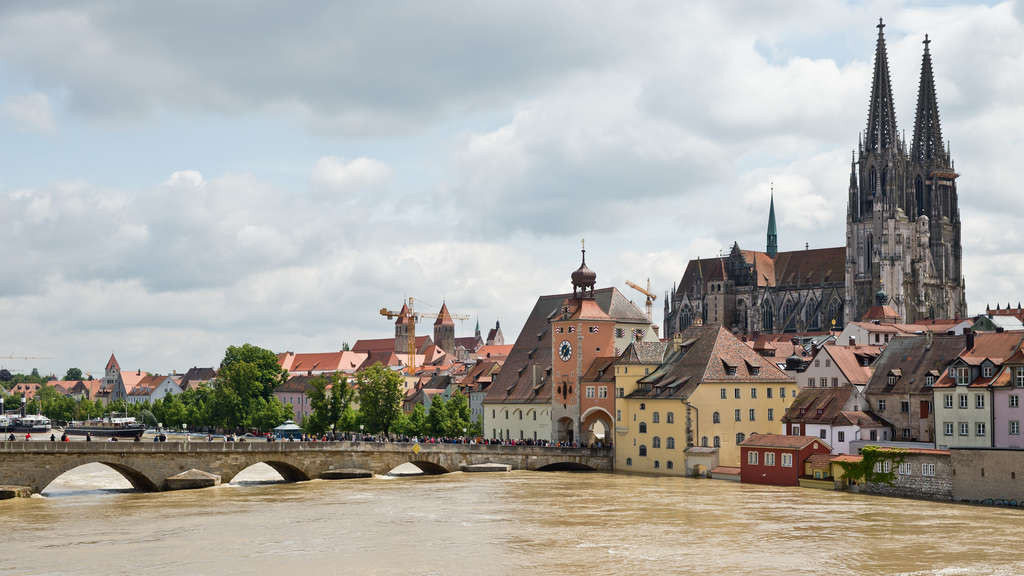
[0,441,612,494]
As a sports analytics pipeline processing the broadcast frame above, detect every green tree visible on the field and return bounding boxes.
[407,403,428,437]
[356,364,404,434]
[63,368,84,381]
[220,343,286,400]
[444,391,473,437]
[304,373,355,434]
[426,395,449,437]
[249,396,293,432]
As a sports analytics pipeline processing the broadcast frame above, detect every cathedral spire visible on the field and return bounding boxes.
[911,34,947,167]
[766,184,778,258]
[865,18,899,152]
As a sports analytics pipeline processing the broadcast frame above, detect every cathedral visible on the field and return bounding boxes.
[665,19,967,338]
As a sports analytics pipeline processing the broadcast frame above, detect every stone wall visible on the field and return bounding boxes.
[861,452,952,501]
[951,448,1024,506]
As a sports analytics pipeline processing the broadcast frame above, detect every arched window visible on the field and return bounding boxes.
[700,436,708,447]
[762,303,773,332]
[653,436,661,449]
[712,411,720,424]
[782,299,796,331]
[654,460,660,469]
[915,176,925,216]
[666,412,674,424]
[881,167,888,198]
[680,307,693,331]
[626,457,632,466]
[807,298,820,330]
[713,436,721,448]
[666,461,674,470]
[652,411,660,424]
[828,298,843,329]
[869,166,877,196]
[639,445,648,457]
[736,432,746,445]
[639,422,647,434]
[666,437,675,449]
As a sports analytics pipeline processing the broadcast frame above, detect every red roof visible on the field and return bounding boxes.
[740,433,829,451]
[434,302,454,326]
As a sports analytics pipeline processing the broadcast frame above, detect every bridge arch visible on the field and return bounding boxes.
[228,460,311,484]
[535,461,597,472]
[40,460,160,494]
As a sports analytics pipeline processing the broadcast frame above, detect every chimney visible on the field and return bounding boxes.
[925,330,933,350]
[965,327,975,351]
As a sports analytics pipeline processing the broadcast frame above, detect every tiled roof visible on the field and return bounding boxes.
[630,325,791,400]
[864,334,965,396]
[805,453,834,467]
[582,357,616,382]
[618,341,668,365]
[861,305,900,322]
[771,247,845,287]
[836,410,888,428]
[277,374,321,394]
[740,433,827,450]
[279,351,368,374]
[352,336,431,354]
[455,336,482,352]
[180,367,216,389]
[824,345,880,386]
[120,371,150,393]
[485,287,646,405]
[960,332,1024,365]
[476,345,512,360]
[831,454,863,463]
[784,387,853,424]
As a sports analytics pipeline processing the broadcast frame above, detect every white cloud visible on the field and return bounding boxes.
[2,92,54,132]
[311,156,391,192]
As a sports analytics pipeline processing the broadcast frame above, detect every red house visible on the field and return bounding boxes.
[739,434,831,486]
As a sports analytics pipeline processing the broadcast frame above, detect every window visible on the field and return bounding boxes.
[957,394,969,409]
[749,409,756,421]
[734,409,742,422]
[504,410,508,418]
[654,460,660,469]
[747,451,759,465]
[926,375,935,387]
[653,436,661,448]
[1011,421,1020,436]
[975,394,985,409]
[944,422,953,436]
[983,365,993,378]
[767,408,774,421]
[652,412,660,424]
[900,401,910,413]
[626,457,632,466]
[736,432,745,444]
[820,378,828,388]
[944,394,953,409]
[721,388,727,399]
[832,377,839,387]
[532,411,537,421]
[713,411,721,424]
[492,409,495,419]
[765,452,776,466]
[734,388,741,399]
[883,461,892,473]
[837,431,845,442]
[808,377,815,388]
[617,387,624,398]
[877,400,886,412]
[781,453,793,467]
[616,409,621,422]
[780,387,786,398]
[922,463,936,477]
[701,436,708,447]
[825,358,832,368]
[639,422,647,434]
[640,403,646,411]
[792,424,801,435]
[667,437,675,449]
[1017,367,1024,387]
[898,462,912,476]
[959,422,969,436]
[870,430,877,441]
[957,367,970,385]
[751,388,757,399]
[766,388,773,399]
[1011,395,1020,408]
[888,374,898,386]
[666,461,674,470]
[598,386,608,399]
[586,386,595,399]
[976,422,986,437]
[713,436,721,448]
[902,428,911,439]
[666,412,674,424]
[820,429,827,440]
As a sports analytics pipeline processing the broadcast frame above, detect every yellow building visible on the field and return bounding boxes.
[615,324,798,475]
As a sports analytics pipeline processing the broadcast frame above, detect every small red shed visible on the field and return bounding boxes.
[739,433,831,486]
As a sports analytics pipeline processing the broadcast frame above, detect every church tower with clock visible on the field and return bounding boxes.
[550,244,615,444]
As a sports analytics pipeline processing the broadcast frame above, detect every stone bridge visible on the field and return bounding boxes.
[0,441,612,494]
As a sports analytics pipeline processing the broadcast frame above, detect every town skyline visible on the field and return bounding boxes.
[3,2,1024,375]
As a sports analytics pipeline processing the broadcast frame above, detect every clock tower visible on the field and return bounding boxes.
[550,243,615,444]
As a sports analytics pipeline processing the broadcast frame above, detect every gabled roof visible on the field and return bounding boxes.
[836,410,888,428]
[120,370,150,393]
[618,341,668,365]
[861,305,899,322]
[822,344,880,386]
[582,357,616,382]
[629,325,791,400]
[960,332,1024,366]
[740,433,829,451]
[278,351,368,374]
[434,302,454,326]
[454,336,482,352]
[352,336,431,354]
[864,334,965,396]
[783,387,854,425]
[475,344,512,360]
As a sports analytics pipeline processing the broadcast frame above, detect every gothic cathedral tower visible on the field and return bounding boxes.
[846,19,966,324]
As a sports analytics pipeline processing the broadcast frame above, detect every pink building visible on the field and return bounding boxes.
[993,348,1024,448]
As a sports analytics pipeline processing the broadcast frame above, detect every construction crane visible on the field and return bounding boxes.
[626,279,657,322]
[379,298,470,374]
[0,355,53,360]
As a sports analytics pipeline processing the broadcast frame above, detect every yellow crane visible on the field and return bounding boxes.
[626,279,657,322]
[379,298,470,374]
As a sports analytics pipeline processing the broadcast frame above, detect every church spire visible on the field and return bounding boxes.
[865,18,899,152]
[766,184,778,258]
[911,34,947,167]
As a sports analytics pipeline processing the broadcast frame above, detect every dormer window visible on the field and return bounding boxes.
[983,365,993,378]
[887,374,898,386]
[926,375,935,387]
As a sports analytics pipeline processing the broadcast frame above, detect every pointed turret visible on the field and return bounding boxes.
[865,18,899,152]
[433,302,455,355]
[434,302,454,326]
[911,34,947,167]
[766,186,778,258]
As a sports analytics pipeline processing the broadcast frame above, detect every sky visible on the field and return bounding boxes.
[1,1,1023,377]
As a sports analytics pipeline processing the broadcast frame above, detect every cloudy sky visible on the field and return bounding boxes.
[1,1,1022,376]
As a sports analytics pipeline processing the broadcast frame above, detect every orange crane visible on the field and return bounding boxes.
[626,279,657,322]
[379,298,469,374]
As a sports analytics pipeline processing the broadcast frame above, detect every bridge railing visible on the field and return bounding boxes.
[0,441,613,456]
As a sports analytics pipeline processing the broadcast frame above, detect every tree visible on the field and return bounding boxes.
[0,369,12,383]
[63,368,84,381]
[407,404,428,437]
[220,343,286,400]
[356,364,404,434]
[444,391,473,437]
[426,395,449,437]
[304,373,354,434]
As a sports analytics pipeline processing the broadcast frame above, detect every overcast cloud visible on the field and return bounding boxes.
[0,1,1021,376]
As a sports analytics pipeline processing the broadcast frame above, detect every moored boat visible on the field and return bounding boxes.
[0,414,52,434]
[65,416,146,438]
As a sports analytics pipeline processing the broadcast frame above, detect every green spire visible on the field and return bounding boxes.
[767,185,778,258]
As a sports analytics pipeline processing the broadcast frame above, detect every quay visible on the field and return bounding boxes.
[0,441,611,494]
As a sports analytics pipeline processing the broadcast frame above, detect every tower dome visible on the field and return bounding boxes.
[571,241,596,298]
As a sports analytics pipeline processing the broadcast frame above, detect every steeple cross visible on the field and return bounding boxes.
[877,18,885,32]
[923,34,930,48]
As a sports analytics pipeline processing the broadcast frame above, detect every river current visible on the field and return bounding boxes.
[2,463,1023,576]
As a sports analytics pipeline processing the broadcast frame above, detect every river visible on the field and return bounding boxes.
[2,463,1023,576]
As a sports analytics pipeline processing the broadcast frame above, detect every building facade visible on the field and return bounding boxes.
[739,434,831,486]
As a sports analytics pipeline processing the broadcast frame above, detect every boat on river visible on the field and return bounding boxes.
[65,416,146,438]
[1,414,52,434]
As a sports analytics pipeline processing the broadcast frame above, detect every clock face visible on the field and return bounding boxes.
[558,340,573,361]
